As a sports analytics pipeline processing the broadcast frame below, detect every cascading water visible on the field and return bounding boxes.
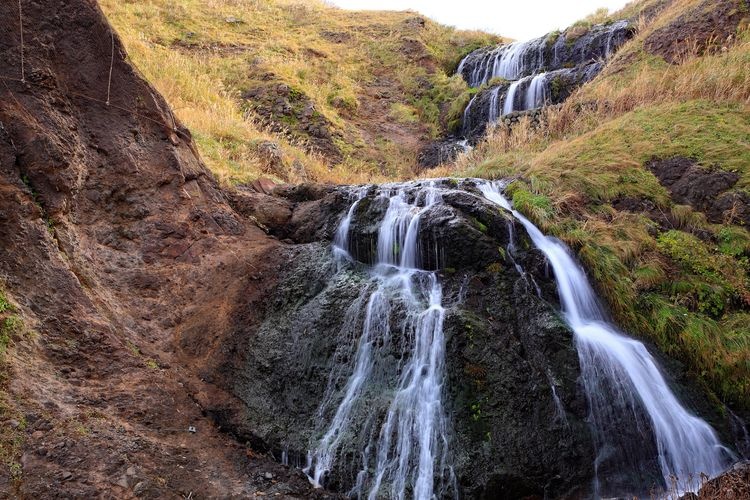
[462,93,478,136]
[478,181,734,495]
[525,73,549,110]
[307,183,456,500]
[458,20,632,88]
[502,77,525,115]
[487,85,503,124]
[458,19,634,136]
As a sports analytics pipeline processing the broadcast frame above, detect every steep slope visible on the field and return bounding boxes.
[99,0,499,184]
[446,0,750,421]
[0,0,330,496]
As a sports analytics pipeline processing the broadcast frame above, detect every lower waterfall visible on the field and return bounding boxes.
[478,181,734,495]
[306,183,456,500]
[298,179,736,499]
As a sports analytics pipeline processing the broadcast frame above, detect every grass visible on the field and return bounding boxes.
[441,0,750,411]
[100,0,498,184]
[0,287,25,485]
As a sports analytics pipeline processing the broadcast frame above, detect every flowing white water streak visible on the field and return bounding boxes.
[309,288,389,488]
[309,182,454,500]
[462,93,478,134]
[478,181,733,495]
[525,72,548,110]
[503,79,522,115]
[333,187,369,265]
[487,85,503,123]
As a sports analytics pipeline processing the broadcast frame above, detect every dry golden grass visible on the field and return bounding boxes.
[100,0,498,185]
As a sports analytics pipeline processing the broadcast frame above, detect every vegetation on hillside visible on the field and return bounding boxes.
[438,0,750,411]
[0,287,26,484]
[100,0,498,184]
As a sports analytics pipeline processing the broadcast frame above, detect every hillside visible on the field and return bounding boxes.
[444,0,750,415]
[1,0,749,498]
[99,0,498,184]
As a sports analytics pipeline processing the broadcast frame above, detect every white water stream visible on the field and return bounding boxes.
[307,183,455,500]
[478,181,733,495]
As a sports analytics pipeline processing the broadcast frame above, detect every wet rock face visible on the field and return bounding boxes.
[461,62,601,140]
[222,179,596,497]
[417,138,469,169]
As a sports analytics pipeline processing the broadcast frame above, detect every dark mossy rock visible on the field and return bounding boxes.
[220,181,599,496]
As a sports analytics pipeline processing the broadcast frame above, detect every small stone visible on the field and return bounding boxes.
[61,471,73,481]
[31,430,44,439]
[133,481,148,495]
[264,472,274,480]
[224,16,243,24]
[126,466,137,476]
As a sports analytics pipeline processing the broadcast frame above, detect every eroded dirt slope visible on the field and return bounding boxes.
[0,0,327,497]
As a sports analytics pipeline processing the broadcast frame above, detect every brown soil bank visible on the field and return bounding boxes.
[0,0,328,497]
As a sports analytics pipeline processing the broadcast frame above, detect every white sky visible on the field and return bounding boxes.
[327,0,632,40]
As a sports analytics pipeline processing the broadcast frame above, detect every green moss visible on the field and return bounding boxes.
[546,30,561,47]
[0,316,23,356]
[655,230,744,317]
[390,102,420,125]
[471,217,488,233]
[509,185,554,223]
[470,400,483,422]
[486,262,503,273]
[548,76,564,101]
[717,226,750,257]
[486,76,508,87]
[0,291,13,315]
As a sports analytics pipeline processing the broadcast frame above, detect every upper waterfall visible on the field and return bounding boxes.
[458,20,632,87]
[457,20,634,139]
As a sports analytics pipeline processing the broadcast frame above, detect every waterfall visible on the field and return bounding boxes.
[487,85,503,123]
[478,181,733,495]
[458,20,633,88]
[525,73,548,110]
[333,186,368,265]
[503,78,522,115]
[462,93,478,136]
[458,20,635,136]
[308,183,455,500]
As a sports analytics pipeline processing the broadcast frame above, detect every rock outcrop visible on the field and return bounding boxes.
[213,179,595,498]
[645,0,750,64]
[243,83,343,164]
[648,156,750,226]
